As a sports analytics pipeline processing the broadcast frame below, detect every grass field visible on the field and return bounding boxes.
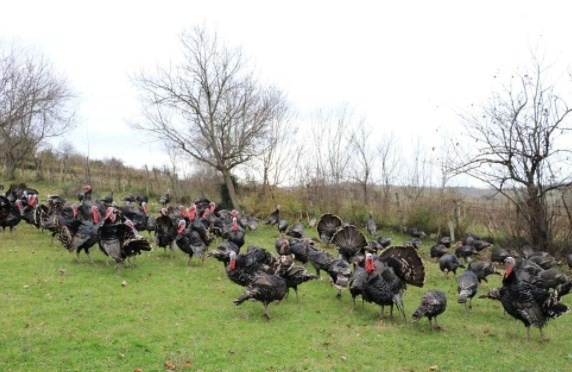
[1,220,572,371]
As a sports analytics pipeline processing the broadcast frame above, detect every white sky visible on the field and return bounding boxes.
[1,0,572,185]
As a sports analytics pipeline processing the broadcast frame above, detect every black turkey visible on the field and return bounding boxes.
[233,271,287,320]
[286,222,304,238]
[159,193,170,207]
[274,255,318,301]
[207,241,240,266]
[265,206,281,225]
[175,220,207,265]
[377,236,392,248]
[331,225,367,261]
[0,197,23,233]
[360,247,425,319]
[58,219,100,263]
[467,261,501,283]
[455,242,478,261]
[97,216,151,264]
[497,257,572,340]
[225,249,274,287]
[457,268,480,311]
[412,290,447,329]
[308,249,335,277]
[246,214,258,231]
[326,257,352,298]
[155,208,178,253]
[366,213,377,236]
[430,244,449,260]
[277,219,288,234]
[317,213,342,243]
[403,226,426,238]
[439,253,464,277]
[437,236,451,248]
[491,246,520,263]
[531,269,569,290]
[349,257,367,307]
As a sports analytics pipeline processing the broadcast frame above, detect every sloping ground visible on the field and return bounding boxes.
[0,223,571,371]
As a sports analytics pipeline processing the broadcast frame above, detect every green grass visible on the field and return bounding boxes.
[1,222,572,371]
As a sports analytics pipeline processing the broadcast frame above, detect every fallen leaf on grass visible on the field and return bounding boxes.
[164,360,175,370]
[428,365,439,371]
[133,369,143,372]
[121,280,127,287]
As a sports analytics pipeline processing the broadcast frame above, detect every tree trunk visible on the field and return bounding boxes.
[526,187,550,249]
[4,157,17,180]
[222,168,240,211]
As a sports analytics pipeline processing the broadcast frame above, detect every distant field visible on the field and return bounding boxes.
[1,221,571,371]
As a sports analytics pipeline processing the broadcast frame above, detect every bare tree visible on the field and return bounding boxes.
[349,119,376,205]
[0,42,74,179]
[378,133,398,208]
[132,26,286,210]
[455,60,572,249]
[260,103,297,189]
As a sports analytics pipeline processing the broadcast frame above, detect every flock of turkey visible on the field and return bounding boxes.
[1,183,572,340]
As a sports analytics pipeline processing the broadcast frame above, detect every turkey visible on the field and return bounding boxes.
[275,237,290,256]
[527,254,560,270]
[57,219,100,263]
[437,236,451,248]
[366,213,377,236]
[467,261,501,283]
[225,217,245,249]
[80,185,93,202]
[97,212,152,264]
[286,222,304,238]
[175,220,207,265]
[265,205,281,225]
[497,257,572,340]
[155,208,178,253]
[274,255,318,300]
[412,290,447,329]
[287,238,317,264]
[331,225,367,261]
[377,236,392,248]
[430,244,449,260]
[316,213,342,244]
[361,247,425,319]
[326,257,352,298]
[307,249,335,278]
[457,268,480,311]
[119,202,149,232]
[159,193,170,207]
[463,232,481,245]
[123,194,136,204]
[100,192,113,205]
[403,226,426,238]
[349,257,367,307]
[472,239,492,252]
[207,241,241,266]
[455,242,478,261]
[439,253,465,277]
[277,219,289,234]
[308,215,317,229]
[491,246,519,263]
[0,197,23,233]
[225,248,274,287]
[405,238,422,250]
[531,269,569,290]
[233,271,287,320]
[246,214,258,231]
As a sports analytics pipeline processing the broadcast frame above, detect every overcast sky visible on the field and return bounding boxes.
[1,0,572,184]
